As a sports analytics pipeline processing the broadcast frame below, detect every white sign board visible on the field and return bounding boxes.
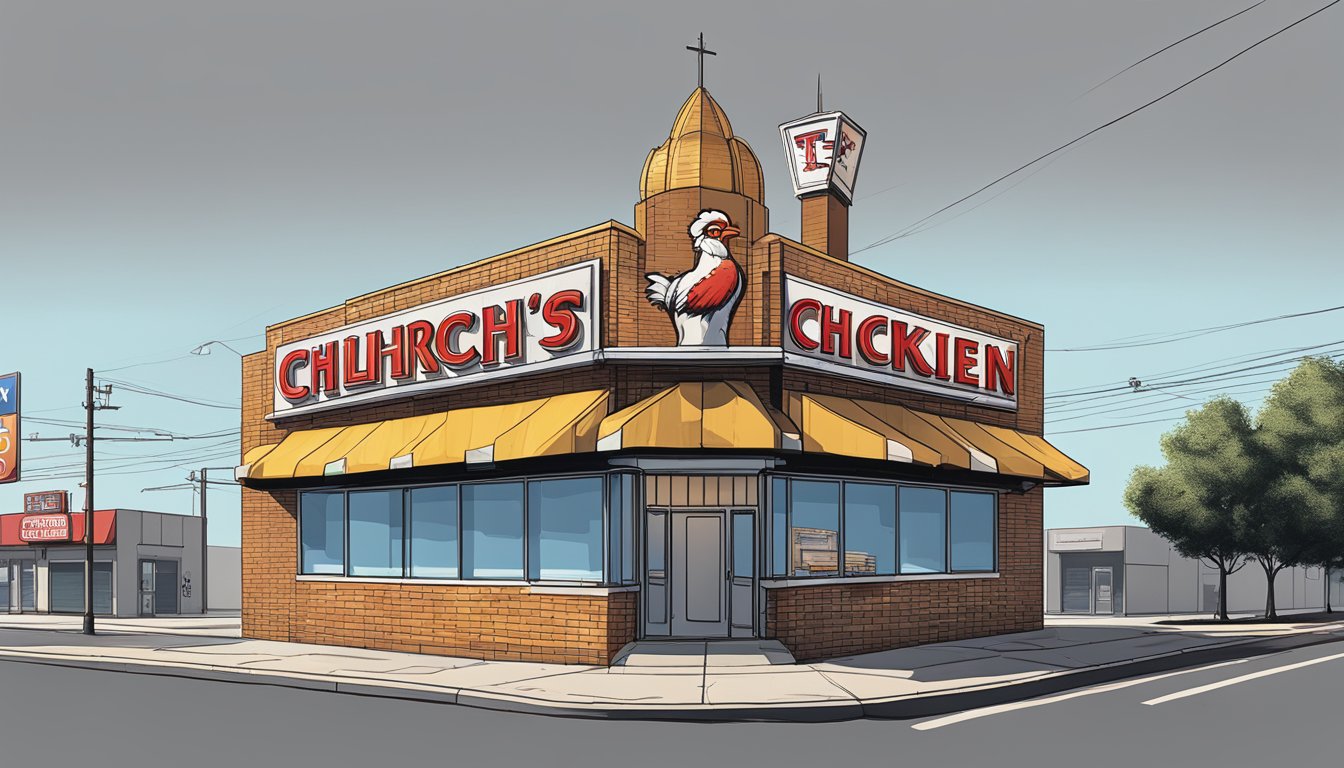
[783,275,1019,410]
[778,111,867,203]
[272,260,600,417]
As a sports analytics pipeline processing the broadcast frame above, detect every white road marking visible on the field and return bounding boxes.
[911,659,1248,730]
[1142,650,1344,706]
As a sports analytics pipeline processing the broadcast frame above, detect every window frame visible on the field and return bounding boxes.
[527,475,606,582]
[407,484,460,580]
[295,470,638,586]
[298,490,347,576]
[345,487,406,578]
[767,473,999,582]
[948,489,998,574]
[460,479,527,581]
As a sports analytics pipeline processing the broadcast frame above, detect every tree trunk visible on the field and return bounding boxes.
[1263,562,1278,619]
[1326,567,1333,614]
[1218,563,1230,622]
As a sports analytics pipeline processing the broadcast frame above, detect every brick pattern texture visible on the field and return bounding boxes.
[766,489,1044,661]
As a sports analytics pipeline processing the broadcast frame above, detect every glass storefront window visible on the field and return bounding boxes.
[843,482,896,576]
[900,486,947,574]
[409,486,458,578]
[347,489,404,577]
[300,491,344,575]
[733,512,753,578]
[770,477,788,577]
[790,480,840,577]
[950,491,995,572]
[609,474,637,584]
[462,482,525,579]
[528,477,603,581]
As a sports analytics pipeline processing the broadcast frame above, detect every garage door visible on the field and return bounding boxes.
[48,562,114,615]
[1062,567,1091,613]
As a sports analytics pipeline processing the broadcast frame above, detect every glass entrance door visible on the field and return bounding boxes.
[645,504,759,640]
[139,560,155,616]
[729,510,755,638]
[1092,567,1114,615]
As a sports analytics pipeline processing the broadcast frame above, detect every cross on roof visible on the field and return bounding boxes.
[685,32,716,89]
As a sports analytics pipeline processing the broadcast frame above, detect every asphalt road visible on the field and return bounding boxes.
[1,634,1341,768]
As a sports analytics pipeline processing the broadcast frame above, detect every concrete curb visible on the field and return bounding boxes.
[0,627,1340,722]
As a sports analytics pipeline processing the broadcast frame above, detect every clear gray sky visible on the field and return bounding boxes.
[2,0,1340,545]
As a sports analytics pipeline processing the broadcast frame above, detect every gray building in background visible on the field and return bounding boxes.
[1046,526,1342,616]
[0,509,240,616]
[207,545,241,612]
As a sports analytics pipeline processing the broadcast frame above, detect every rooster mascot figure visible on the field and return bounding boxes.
[645,210,744,346]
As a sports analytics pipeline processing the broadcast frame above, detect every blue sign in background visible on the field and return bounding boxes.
[0,372,16,416]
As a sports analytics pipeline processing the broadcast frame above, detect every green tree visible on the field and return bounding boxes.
[1254,357,1344,616]
[1124,398,1259,621]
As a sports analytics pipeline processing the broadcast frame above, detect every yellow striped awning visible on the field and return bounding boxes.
[789,392,1088,486]
[597,381,799,452]
[240,389,609,481]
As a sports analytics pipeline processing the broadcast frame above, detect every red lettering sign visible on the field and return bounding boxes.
[272,261,600,417]
[784,275,1019,409]
[19,514,70,542]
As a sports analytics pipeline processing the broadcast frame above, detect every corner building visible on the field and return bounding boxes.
[238,85,1088,664]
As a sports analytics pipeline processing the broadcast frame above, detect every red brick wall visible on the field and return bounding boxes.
[765,488,1044,661]
[290,581,635,665]
[240,484,635,665]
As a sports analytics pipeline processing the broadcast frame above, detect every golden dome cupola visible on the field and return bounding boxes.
[640,88,763,204]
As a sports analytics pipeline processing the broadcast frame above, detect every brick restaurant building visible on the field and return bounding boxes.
[236,82,1087,664]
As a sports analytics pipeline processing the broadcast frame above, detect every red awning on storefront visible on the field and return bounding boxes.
[0,510,117,546]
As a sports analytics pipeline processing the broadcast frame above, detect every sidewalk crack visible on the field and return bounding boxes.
[815,669,861,703]
[700,641,709,704]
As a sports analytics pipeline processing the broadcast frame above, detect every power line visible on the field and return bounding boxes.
[1045,341,1326,397]
[98,333,259,374]
[852,0,1341,255]
[1043,351,1342,412]
[17,444,239,476]
[1045,341,1344,401]
[99,378,240,410]
[1045,350,1344,413]
[1047,304,1344,353]
[1051,416,1189,435]
[17,449,238,483]
[19,438,239,471]
[1078,0,1268,97]
[1046,377,1283,424]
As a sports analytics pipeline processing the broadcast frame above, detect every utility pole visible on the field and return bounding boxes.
[198,467,208,615]
[81,370,118,635]
[83,368,95,635]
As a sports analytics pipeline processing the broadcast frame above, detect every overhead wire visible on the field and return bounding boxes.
[1077,0,1269,98]
[1044,341,1327,397]
[1045,341,1344,401]
[99,377,240,410]
[851,0,1341,255]
[1047,304,1344,353]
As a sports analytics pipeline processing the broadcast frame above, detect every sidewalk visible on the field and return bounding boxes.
[1,613,1341,721]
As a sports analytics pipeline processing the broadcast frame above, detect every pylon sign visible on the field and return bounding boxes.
[0,372,19,484]
[779,111,867,204]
